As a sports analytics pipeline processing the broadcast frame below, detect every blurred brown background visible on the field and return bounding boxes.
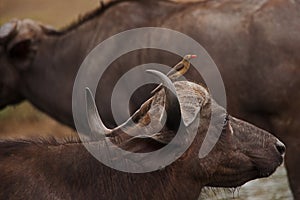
[0,0,98,27]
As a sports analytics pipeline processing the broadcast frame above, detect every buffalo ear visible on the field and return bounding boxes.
[3,19,46,71]
[8,38,36,71]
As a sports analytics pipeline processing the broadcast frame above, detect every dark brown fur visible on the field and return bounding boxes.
[0,0,299,197]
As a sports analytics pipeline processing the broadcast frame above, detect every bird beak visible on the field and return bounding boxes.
[190,55,197,59]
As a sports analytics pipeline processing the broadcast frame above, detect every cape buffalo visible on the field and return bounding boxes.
[0,0,299,197]
[0,70,285,199]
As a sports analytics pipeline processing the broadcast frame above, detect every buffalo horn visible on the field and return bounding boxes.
[85,87,111,137]
[146,70,181,130]
[0,20,18,44]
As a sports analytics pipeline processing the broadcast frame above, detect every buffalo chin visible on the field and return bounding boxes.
[255,157,283,178]
[207,159,283,188]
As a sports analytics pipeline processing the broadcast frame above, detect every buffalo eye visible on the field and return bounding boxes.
[222,114,229,131]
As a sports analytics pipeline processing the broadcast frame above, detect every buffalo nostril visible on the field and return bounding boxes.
[275,140,286,155]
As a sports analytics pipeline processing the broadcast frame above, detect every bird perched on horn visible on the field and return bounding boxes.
[151,54,197,94]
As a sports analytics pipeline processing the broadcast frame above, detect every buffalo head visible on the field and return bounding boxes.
[85,69,285,188]
[0,19,56,109]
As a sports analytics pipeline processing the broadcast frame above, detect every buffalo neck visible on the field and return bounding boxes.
[53,142,203,199]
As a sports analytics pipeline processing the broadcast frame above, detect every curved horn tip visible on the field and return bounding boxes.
[85,87,111,137]
[85,87,96,106]
[85,87,92,96]
[0,20,18,42]
[146,70,176,93]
